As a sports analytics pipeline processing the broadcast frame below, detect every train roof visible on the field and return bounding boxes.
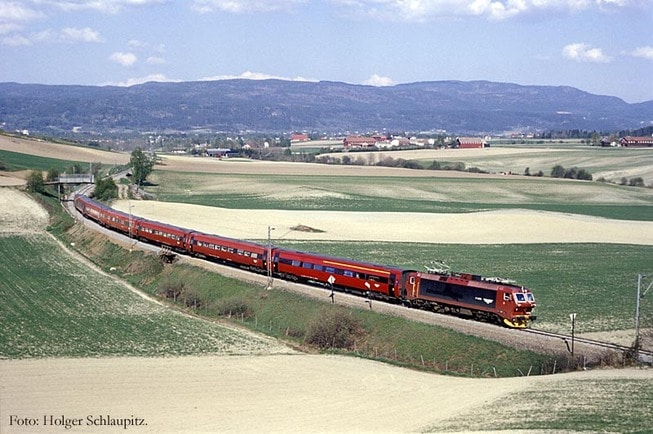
[276,248,406,272]
[190,231,267,249]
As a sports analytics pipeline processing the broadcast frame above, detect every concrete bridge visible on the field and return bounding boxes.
[46,174,94,185]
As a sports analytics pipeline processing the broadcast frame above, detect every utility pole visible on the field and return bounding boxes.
[266,226,275,290]
[569,313,576,358]
[128,199,132,238]
[635,273,652,357]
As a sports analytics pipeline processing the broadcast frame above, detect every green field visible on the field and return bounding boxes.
[4,141,652,362]
[0,206,556,376]
[141,166,653,337]
[0,149,89,172]
[435,377,653,433]
[147,171,653,220]
[268,241,653,335]
[0,232,285,358]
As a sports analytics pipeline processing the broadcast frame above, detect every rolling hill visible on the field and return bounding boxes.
[1,79,651,134]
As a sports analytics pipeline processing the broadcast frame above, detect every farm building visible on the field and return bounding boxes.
[205,148,232,158]
[291,133,309,142]
[343,136,377,149]
[456,137,487,149]
[620,136,653,147]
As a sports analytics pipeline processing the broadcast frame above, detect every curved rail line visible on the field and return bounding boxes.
[63,185,651,364]
[525,328,653,363]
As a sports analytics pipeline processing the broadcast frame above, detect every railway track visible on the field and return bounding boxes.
[63,188,653,366]
[525,328,653,363]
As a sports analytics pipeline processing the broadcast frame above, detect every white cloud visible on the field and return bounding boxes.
[109,51,138,66]
[60,27,102,42]
[128,39,149,49]
[147,56,166,64]
[0,25,102,45]
[51,0,170,14]
[191,0,307,14]
[562,42,612,63]
[631,46,653,60]
[363,74,395,86]
[0,22,23,35]
[328,0,644,21]
[0,1,44,23]
[0,2,40,44]
[0,33,31,46]
[102,73,178,87]
[200,71,316,82]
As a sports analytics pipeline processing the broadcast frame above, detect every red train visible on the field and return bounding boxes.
[74,194,537,328]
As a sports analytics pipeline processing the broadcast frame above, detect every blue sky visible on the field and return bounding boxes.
[1,0,652,102]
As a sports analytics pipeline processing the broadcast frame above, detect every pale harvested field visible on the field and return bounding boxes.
[1,355,651,434]
[0,135,129,165]
[0,170,29,186]
[158,153,502,177]
[113,200,653,245]
[0,134,130,186]
[128,152,653,245]
[0,188,48,233]
[319,146,653,183]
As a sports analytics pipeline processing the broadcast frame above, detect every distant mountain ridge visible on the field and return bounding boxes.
[0,79,651,134]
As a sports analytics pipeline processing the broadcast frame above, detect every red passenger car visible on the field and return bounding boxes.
[74,194,106,223]
[187,232,267,272]
[135,219,191,251]
[74,194,537,328]
[274,249,407,298]
[102,207,139,237]
[75,195,140,237]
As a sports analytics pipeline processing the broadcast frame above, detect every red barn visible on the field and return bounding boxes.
[343,136,377,149]
[620,136,653,147]
[291,133,310,142]
[456,137,487,149]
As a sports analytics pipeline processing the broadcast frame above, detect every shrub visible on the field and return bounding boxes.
[551,164,565,178]
[26,170,45,193]
[46,168,60,182]
[551,165,592,181]
[93,177,118,201]
[182,286,202,310]
[629,177,645,187]
[306,308,362,349]
[157,277,185,301]
[563,167,578,179]
[216,297,253,319]
[576,169,593,181]
[428,160,442,170]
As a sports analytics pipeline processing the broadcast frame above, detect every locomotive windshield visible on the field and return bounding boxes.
[514,292,535,303]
